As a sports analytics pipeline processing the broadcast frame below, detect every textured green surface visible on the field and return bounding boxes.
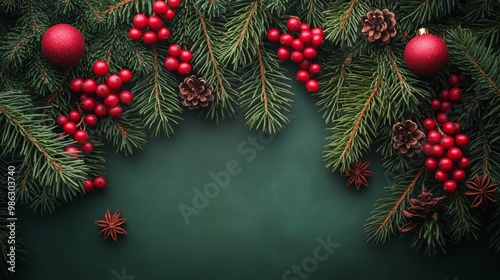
[13,78,500,280]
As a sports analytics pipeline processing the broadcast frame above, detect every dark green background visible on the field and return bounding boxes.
[12,76,500,280]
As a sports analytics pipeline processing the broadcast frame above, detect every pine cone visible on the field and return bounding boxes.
[399,189,448,233]
[393,120,425,157]
[361,9,397,45]
[179,75,214,110]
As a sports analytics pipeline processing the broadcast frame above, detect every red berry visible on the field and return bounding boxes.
[74,129,88,143]
[104,93,119,107]
[80,141,93,154]
[426,130,442,144]
[267,28,281,42]
[443,180,457,194]
[148,15,163,31]
[458,72,467,82]
[434,169,448,182]
[167,0,181,9]
[431,99,442,111]
[442,121,456,135]
[179,50,193,62]
[168,44,182,57]
[68,110,81,123]
[164,56,180,72]
[84,114,98,126]
[309,63,322,76]
[118,69,133,83]
[276,47,290,61]
[302,47,317,60]
[447,73,461,87]
[447,147,463,161]
[457,157,470,170]
[106,74,123,90]
[290,51,304,63]
[455,134,469,147]
[95,84,110,98]
[56,115,69,127]
[107,105,123,118]
[119,90,134,106]
[153,0,169,14]
[438,157,453,171]
[299,30,312,44]
[453,122,462,133]
[296,70,311,83]
[431,144,445,158]
[287,17,301,32]
[63,122,77,135]
[311,27,324,37]
[82,179,94,192]
[300,23,310,31]
[70,78,84,93]
[177,62,192,75]
[425,157,438,171]
[163,8,176,21]
[279,34,294,46]
[81,97,96,112]
[297,59,311,70]
[310,34,323,47]
[452,169,466,182]
[440,101,452,113]
[94,103,107,117]
[93,176,107,189]
[439,89,449,101]
[132,14,148,29]
[448,87,462,102]
[422,142,433,156]
[305,79,320,93]
[143,31,158,45]
[436,112,448,124]
[64,145,79,157]
[423,118,436,131]
[291,39,305,51]
[128,28,143,41]
[82,79,97,95]
[157,27,171,41]
[92,60,109,77]
[440,135,455,150]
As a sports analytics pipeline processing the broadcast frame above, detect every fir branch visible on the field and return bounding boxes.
[99,114,147,155]
[445,191,481,243]
[323,0,371,47]
[99,0,137,15]
[410,218,447,257]
[292,0,329,27]
[365,166,425,245]
[398,0,460,33]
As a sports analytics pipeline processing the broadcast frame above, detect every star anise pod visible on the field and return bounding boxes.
[465,173,498,211]
[399,189,448,233]
[342,160,374,190]
[95,209,127,241]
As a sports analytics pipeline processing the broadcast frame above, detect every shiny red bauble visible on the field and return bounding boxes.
[403,33,448,77]
[93,60,109,77]
[41,24,86,68]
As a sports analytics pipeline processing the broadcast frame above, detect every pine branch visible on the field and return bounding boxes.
[238,43,293,134]
[99,114,147,155]
[323,0,372,47]
[365,166,425,245]
[291,0,329,28]
[445,191,481,243]
[398,0,461,34]
[410,218,447,257]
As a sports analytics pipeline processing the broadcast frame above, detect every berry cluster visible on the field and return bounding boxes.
[422,72,469,194]
[83,176,107,192]
[267,17,324,93]
[163,44,193,75]
[57,60,134,157]
[128,0,181,44]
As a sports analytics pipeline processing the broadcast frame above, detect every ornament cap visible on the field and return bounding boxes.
[418,28,429,35]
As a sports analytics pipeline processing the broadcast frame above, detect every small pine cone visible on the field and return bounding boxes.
[361,9,397,46]
[399,189,448,233]
[393,120,426,157]
[179,75,214,110]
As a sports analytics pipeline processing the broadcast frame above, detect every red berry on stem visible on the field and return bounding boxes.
[128,28,143,41]
[70,78,84,93]
[63,122,77,135]
[276,47,290,61]
[64,146,79,157]
[287,17,301,32]
[436,112,448,124]
[431,144,445,158]
[442,121,457,135]
[302,47,317,60]
[267,28,281,43]
[422,142,433,156]
[168,44,182,57]
[163,8,176,21]
[425,157,438,171]
[448,87,462,102]
[157,27,171,41]
[439,89,449,101]
[457,157,470,169]
[291,39,305,51]
[305,79,320,93]
[434,169,448,182]
[132,14,148,29]
[440,101,452,113]
[68,110,81,123]
[440,135,455,150]
[311,27,324,37]
[164,56,180,72]
[82,79,97,95]
[299,30,312,44]
[300,23,310,31]
[279,34,294,46]
[431,98,441,111]
[443,180,457,194]
[453,122,462,133]
[148,15,163,31]
[104,93,119,107]
[452,169,466,182]
[119,90,134,106]
[95,84,110,98]
[310,34,323,47]
[167,0,181,9]
[179,50,193,62]
[82,179,94,192]
[143,31,158,45]
[290,51,304,63]
[80,141,94,154]
[107,105,123,118]
[296,70,311,83]
[423,118,436,131]
[438,157,453,171]
[447,147,463,161]
[153,0,169,14]
[297,59,311,70]
[118,69,133,83]
[94,103,107,117]
[447,73,461,87]
[93,60,109,77]
[427,130,442,144]
[81,97,96,112]
[177,62,192,75]
[106,74,123,90]
[309,63,322,76]
[84,114,98,126]
[458,72,467,82]
[74,129,88,143]
[56,115,69,127]
[455,134,469,147]
[94,176,107,189]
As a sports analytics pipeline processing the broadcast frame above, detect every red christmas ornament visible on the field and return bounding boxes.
[41,24,86,68]
[403,29,448,77]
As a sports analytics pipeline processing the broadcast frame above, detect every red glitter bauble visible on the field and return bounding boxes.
[41,24,86,68]
[404,32,448,77]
